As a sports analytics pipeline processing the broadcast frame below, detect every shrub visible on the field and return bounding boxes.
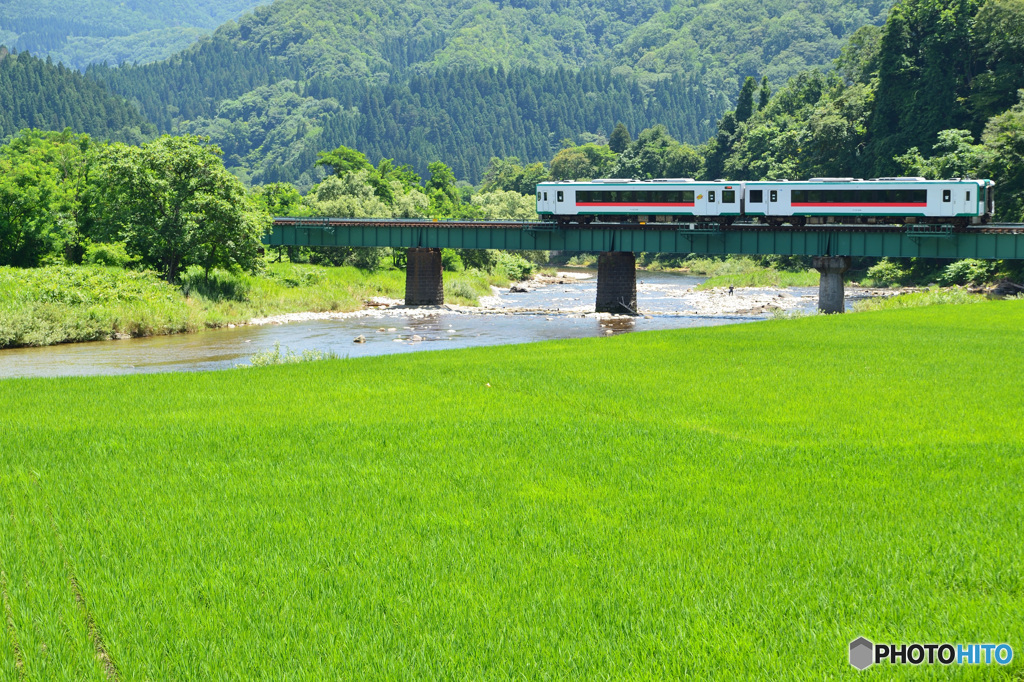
[180,266,251,302]
[493,251,536,282]
[865,259,908,287]
[939,259,994,286]
[83,241,139,268]
[444,279,478,301]
[441,248,464,272]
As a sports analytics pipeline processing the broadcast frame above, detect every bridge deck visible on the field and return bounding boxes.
[267,218,1024,260]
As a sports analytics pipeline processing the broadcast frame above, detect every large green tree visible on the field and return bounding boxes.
[93,135,269,281]
[0,129,97,267]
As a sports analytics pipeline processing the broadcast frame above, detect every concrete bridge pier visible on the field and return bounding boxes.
[595,251,638,314]
[813,256,851,314]
[405,247,444,306]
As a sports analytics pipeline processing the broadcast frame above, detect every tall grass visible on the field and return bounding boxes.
[1,302,1022,679]
[0,263,508,348]
[853,287,986,312]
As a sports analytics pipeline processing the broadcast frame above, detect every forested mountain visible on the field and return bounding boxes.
[85,0,892,185]
[0,48,152,141]
[0,0,268,71]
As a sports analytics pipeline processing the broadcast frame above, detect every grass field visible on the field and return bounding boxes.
[1,302,1023,679]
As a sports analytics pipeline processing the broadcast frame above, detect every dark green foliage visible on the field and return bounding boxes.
[613,125,702,179]
[78,0,891,184]
[735,77,757,123]
[609,122,631,154]
[0,0,266,70]
[0,48,151,141]
[867,0,982,175]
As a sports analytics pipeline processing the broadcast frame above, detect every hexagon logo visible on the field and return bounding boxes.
[849,637,874,670]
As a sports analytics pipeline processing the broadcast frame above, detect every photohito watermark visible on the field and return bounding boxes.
[849,637,1013,670]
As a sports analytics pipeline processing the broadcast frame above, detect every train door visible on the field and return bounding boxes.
[953,184,975,217]
[938,185,955,218]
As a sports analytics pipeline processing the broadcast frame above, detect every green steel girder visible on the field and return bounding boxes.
[265,223,1024,260]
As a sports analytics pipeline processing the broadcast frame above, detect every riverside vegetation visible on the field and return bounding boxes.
[0,261,513,349]
[1,302,1022,679]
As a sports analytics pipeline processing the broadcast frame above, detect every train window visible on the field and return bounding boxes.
[966,191,971,202]
[682,190,694,203]
[942,189,950,202]
[557,191,564,202]
[722,190,736,203]
[543,192,548,201]
[770,190,777,202]
[708,190,716,203]
[749,190,763,203]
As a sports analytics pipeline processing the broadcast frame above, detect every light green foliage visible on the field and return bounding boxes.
[0,262,512,347]
[246,341,339,366]
[938,259,995,286]
[864,258,909,287]
[613,125,702,180]
[0,129,96,267]
[853,286,986,311]
[549,144,617,181]
[441,248,464,272]
[1,303,1022,677]
[93,135,271,282]
[481,157,550,195]
[82,240,139,268]
[894,129,994,179]
[470,190,539,221]
[0,265,197,347]
[304,171,393,219]
[251,182,312,218]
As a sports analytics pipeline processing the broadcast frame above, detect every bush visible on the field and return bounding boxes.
[180,266,251,302]
[493,251,536,282]
[865,259,909,287]
[83,241,139,268]
[939,259,994,286]
[444,279,478,301]
[441,248,464,272]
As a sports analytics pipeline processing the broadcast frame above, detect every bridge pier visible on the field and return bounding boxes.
[596,251,638,314]
[813,256,851,314]
[405,247,444,306]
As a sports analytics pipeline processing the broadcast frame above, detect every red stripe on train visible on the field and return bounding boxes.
[791,202,929,208]
[575,202,696,207]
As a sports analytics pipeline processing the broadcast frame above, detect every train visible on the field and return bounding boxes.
[536,177,996,228]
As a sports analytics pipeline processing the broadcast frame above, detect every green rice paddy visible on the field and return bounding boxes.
[1,302,1022,679]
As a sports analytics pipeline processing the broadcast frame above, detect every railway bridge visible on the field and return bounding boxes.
[267,218,1024,314]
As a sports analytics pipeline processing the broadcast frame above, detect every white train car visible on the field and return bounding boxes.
[536,179,744,223]
[745,178,995,226]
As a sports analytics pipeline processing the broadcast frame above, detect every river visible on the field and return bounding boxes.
[0,271,835,379]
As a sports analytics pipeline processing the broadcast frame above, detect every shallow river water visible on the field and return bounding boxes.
[0,271,836,379]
